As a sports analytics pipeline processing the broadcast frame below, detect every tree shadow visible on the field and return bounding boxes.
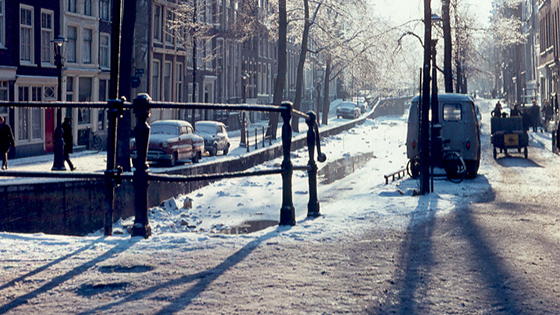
[0,237,140,314]
[77,227,286,315]
[370,184,533,314]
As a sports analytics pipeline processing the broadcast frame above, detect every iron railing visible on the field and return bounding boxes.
[0,95,326,238]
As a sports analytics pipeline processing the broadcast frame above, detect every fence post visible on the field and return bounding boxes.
[305,111,320,217]
[255,128,258,150]
[246,130,250,152]
[269,125,272,145]
[262,127,265,148]
[131,93,152,238]
[104,97,123,236]
[280,101,295,225]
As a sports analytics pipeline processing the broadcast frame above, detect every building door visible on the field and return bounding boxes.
[45,108,55,152]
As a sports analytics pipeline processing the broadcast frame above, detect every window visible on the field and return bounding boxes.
[68,0,76,13]
[44,86,56,100]
[165,9,174,45]
[100,33,110,68]
[98,79,109,130]
[176,63,183,102]
[66,77,74,101]
[78,78,92,124]
[152,60,160,101]
[0,81,8,103]
[100,0,111,21]
[84,0,92,16]
[17,86,43,141]
[20,5,34,64]
[83,28,92,64]
[41,10,54,64]
[164,62,172,101]
[0,0,5,47]
[206,41,212,70]
[443,103,462,122]
[67,26,77,63]
[153,5,162,42]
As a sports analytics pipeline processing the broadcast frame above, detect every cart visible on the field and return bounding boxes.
[491,116,529,159]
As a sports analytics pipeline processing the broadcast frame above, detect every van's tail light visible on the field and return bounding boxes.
[466,140,471,150]
[412,140,416,150]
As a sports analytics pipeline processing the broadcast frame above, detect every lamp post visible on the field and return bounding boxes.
[240,72,250,146]
[51,35,67,171]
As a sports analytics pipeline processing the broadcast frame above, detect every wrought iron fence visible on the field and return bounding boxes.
[0,95,326,238]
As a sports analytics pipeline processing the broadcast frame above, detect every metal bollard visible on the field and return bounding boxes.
[131,93,152,238]
[262,127,265,148]
[246,130,250,152]
[255,128,258,150]
[279,101,295,226]
[306,111,320,217]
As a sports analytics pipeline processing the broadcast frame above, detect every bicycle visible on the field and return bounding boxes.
[90,131,105,152]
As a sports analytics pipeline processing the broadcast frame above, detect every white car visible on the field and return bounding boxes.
[336,102,361,119]
[195,121,231,156]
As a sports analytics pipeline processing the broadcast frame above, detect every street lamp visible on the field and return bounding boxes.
[240,72,250,146]
[51,35,67,171]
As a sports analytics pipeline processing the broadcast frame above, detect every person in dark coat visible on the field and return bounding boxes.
[0,116,15,170]
[530,100,540,132]
[62,117,76,171]
[511,104,521,117]
[492,101,502,118]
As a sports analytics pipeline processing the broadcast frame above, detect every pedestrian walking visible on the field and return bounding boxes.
[511,104,521,117]
[62,117,76,171]
[530,99,540,132]
[492,101,502,118]
[0,116,15,170]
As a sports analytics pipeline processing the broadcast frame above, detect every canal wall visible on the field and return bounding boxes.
[0,97,410,236]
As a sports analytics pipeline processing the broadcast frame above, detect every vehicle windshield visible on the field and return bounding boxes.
[195,124,217,135]
[340,103,356,109]
[151,124,179,136]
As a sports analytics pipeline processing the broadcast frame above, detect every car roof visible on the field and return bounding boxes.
[411,93,474,103]
[195,120,225,126]
[340,101,357,106]
[151,120,193,127]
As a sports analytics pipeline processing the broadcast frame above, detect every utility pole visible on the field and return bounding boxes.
[442,0,453,93]
[420,0,432,195]
[191,0,197,126]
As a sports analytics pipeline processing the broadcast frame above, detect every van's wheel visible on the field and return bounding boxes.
[465,160,480,179]
[223,144,229,155]
[407,158,421,179]
[524,147,528,159]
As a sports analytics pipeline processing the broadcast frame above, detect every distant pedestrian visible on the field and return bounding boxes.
[530,100,540,132]
[0,116,15,170]
[511,104,521,117]
[492,101,502,118]
[62,117,76,171]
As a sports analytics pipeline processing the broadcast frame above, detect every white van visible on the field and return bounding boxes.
[406,93,481,179]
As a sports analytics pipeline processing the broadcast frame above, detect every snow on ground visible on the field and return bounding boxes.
[0,98,497,274]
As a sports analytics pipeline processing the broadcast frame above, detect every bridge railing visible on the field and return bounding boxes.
[0,94,327,238]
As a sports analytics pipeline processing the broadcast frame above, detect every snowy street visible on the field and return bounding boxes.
[0,98,559,314]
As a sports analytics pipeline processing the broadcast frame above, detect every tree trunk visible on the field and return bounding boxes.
[116,0,136,172]
[442,0,453,93]
[321,55,332,125]
[292,0,311,133]
[267,0,287,140]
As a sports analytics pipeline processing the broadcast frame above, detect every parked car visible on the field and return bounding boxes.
[357,101,368,113]
[195,121,231,156]
[336,102,361,119]
[130,120,204,166]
